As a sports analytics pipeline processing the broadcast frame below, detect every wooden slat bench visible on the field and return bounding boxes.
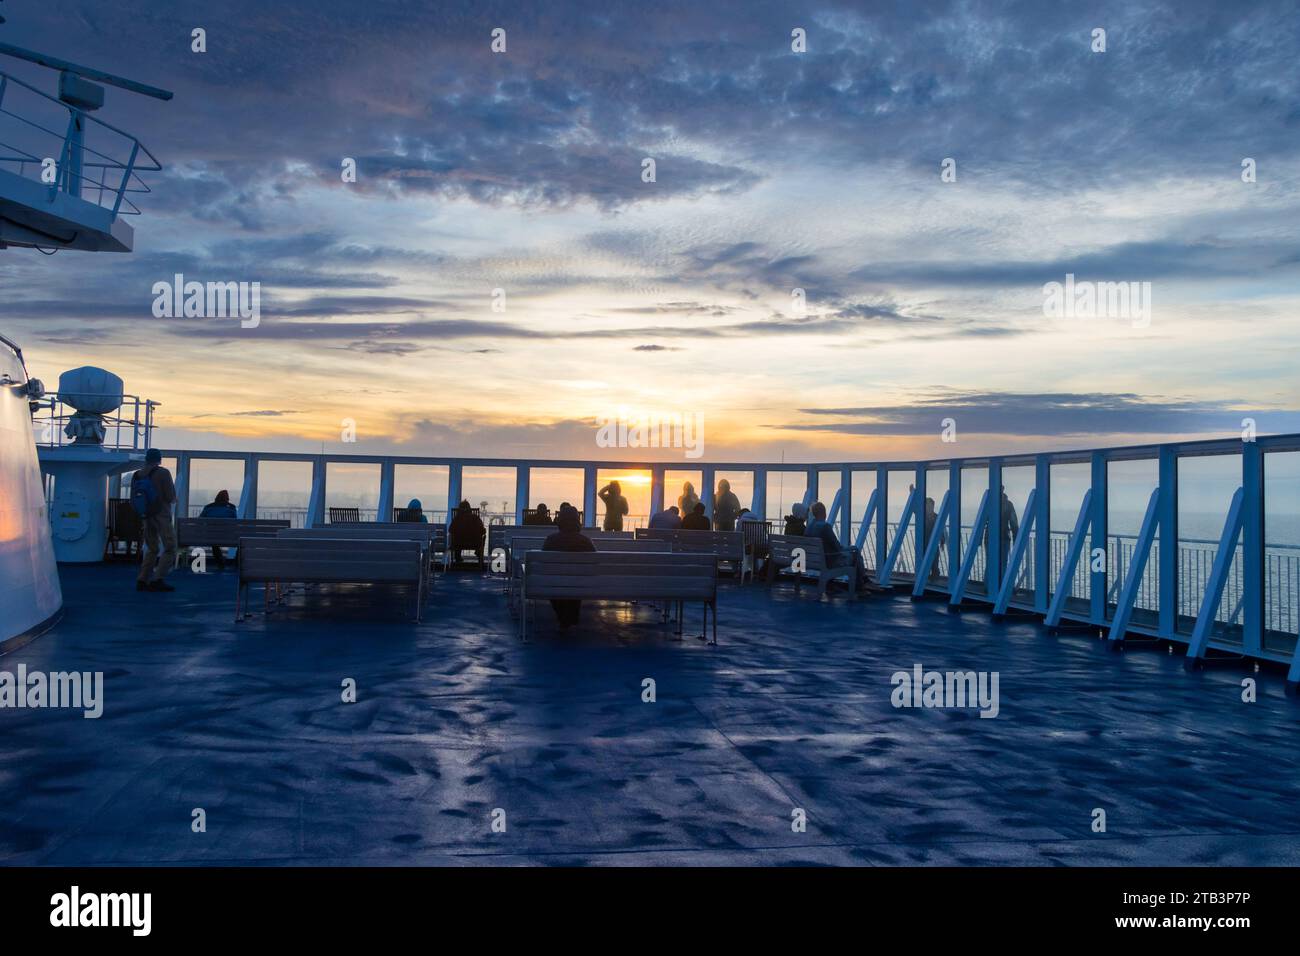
[767,533,858,598]
[177,517,290,568]
[236,537,426,622]
[520,551,718,643]
[634,528,744,576]
[329,521,449,568]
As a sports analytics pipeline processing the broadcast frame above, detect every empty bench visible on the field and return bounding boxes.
[236,537,426,622]
[767,533,857,597]
[520,551,718,643]
[330,521,449,568]
[177,518,289,568]
[635,529,744,577]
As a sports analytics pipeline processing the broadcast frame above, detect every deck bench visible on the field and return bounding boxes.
[766,533,858,597]
[236,537,426,622]
[329,521,449,568]
[634,529,744,577]
[520,551,718,643]
[177,517,290,568]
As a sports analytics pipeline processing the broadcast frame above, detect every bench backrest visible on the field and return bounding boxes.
[330,521,447,547]
[768,533,830,570]
[523,551,716,601]
[238,537,424,583]
[178,517,290,547]
[277,526,436,547]
[634,528,743,559]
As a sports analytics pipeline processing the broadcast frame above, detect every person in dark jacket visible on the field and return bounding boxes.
[681,502,710,530]
[523,503,553,526]
[448,499,486,568]
[598,481,629,531]
[397,498,429,523]
[543,504,596,627]
[198,489,237,568]
[784,502,808,536]
[648,505,682,529]
[804,501,867,590]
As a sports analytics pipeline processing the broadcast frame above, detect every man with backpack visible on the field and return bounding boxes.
[132,448,178,592]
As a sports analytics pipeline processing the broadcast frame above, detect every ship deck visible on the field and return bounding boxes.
[4,563,1300,867]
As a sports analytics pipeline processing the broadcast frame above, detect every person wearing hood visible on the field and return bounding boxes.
[198,489,238,568]
[448,499,486,568]
[713,478,741,531]
[398,498,429,523]
[784,502,808,536]
[543,504,596,628]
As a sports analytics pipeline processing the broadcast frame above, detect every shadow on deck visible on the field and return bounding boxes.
[3,563,1300,866]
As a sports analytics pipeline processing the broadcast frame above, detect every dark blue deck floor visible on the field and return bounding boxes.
[4,563,1300,866]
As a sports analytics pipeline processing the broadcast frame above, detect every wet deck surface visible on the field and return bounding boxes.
[4,563,1300,866]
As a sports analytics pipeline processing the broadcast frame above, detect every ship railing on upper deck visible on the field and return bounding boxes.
[30,390,158,451]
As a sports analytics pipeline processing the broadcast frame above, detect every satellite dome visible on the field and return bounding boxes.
[57,366,124,414]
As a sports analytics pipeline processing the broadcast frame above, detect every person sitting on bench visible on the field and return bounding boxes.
[523,503,553,526]
[448,499,486,567]
[399,498,430,523]
[542,504,596,628]
[648,504,682,529]
[805,501,868,589]
[198,489,237,569]
[784,502,807,535]
[681,502,710,530]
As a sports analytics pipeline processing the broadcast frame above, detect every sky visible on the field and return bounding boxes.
[2,0,1300,468]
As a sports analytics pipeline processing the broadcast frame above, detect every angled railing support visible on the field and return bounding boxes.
[992,489,1037,616]
[912,490,952,597]
[1185,487,1245,670]
[1106,487,1161,648]
[950,489,990,608]
[852,488,879,556]
[1045,490,1093,629]
[827,486,845,527]
[878,485,918,588]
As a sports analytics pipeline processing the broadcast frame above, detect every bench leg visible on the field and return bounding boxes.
[711,599,717,645]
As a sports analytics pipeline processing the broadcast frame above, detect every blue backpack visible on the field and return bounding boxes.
[130,468,159,518]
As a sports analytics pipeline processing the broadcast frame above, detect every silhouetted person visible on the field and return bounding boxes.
[784,502,808,536]
[922,495,946,579]
[678,481,700,516]
[198,489,237,568]
[598,480,629,531]
[448,499,486,568]
[713,479,740,531]
[805,501,867,590]
[397,497,429,522]
[993,485,1020,577]
[543,505,596,628]
[132,448,178,592]
[523,503,552,526]
[682,502,710,530]
[649,505,682,529]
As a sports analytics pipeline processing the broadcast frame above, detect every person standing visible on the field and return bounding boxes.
[132,448,178,592]
[678,481,700,516]
[598,480,629,531]
[713,479,740,531]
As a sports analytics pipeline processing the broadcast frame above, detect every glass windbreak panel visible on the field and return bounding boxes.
[886,469,917,579]
[1176,453,1244,640]
[922,467,950,584]
[1049,462,1091,614]
[325,462,380,522]
[765,471,807,525]
[1106,457,1159,627]
[711,471,753,531]
[256,460,312,527]
[958,466,989,595]
[664,469,703,523]
[462,466,516,525]
[851,470,878,569]
[394,465,449,524]
[818,470,842,524]
[1264,450,1300,655]
[528,468,583,523]
[596,468,650,529]
[188,458,244,517]
[1000,465,1035,603]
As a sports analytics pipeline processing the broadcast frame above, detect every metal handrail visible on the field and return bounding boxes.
[0,69,162,218]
